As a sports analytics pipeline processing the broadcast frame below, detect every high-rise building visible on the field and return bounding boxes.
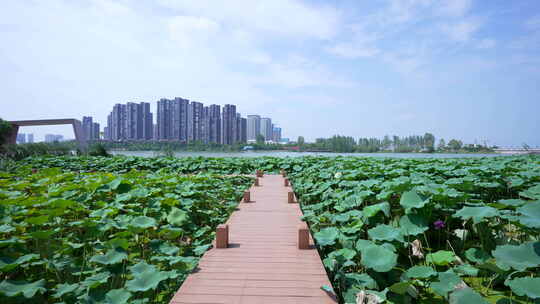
[272,126,282,142]
[82,116,94,140]
[221,104,236,145]
[157,98,172,140]
[110,103,127,141]
[16,133,26,144]
[240,117,247,143]
[93,123,100,140]
[171,98,188,142]
[106,102,152,141]
[45,134,63,142]
[157,97,188,141]
[260,117,272,141]
[208,104,221,144]
[247,115,261,142]
[83,116,100,140]
[141,102,153,140]
[187,101,204,142]
[27,134,34,143]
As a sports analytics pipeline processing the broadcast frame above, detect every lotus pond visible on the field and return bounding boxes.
[0,167,252,303]
[1,155,539,303]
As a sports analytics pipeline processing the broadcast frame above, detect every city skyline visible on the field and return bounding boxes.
[1,1,539,146]
[93,98,283,144]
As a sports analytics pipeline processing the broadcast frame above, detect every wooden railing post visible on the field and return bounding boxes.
[243,191,251,203]
[256,170,263,178]
[216,224,229,248]
[254,177,259,186]
[284,178,289,187]
[288,191,296,204]
[298,223,309,249]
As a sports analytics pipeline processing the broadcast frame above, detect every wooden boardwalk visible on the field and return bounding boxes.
[170,174,337,304]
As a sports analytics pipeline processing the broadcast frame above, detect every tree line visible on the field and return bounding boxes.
[296,133,493,153]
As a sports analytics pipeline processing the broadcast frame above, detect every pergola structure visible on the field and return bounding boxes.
[7,119,87,150]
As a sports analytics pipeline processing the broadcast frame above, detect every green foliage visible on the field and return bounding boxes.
[87,143,110,157]
[1,154,539,303]
[1,142,73,160]
[0,166,252,303]
[0,118,12,147]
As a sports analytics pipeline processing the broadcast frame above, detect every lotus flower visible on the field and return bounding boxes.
[434,220,445,230]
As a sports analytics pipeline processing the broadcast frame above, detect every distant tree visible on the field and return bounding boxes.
[448,139,463,151]
[423,133,435,152]
[297,136,305,146]
[256,134,265,144]
[382,135,392,151]
[437,139,446,151]
[522,143,530,151]
[0,118,13,146]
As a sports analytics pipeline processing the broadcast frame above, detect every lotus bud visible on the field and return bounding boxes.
[356,290,383,304]
[411,239,424,259]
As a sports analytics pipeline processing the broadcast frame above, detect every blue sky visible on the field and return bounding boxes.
[1,0,539,146]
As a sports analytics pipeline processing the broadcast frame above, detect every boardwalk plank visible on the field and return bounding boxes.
[170,175,336,304]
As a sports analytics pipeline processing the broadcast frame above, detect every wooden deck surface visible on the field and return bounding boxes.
[170,174,337,304]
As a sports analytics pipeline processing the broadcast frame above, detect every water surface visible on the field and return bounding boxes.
[110,150,512,158]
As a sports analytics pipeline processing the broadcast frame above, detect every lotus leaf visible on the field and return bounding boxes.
[105,288,132,304]
[362,202,390,218]
[449,287,488,304]
[492,242,540,271]
[53,283,79,298]
[82,271,111,289]
[454,264,479,276]
[344,273,377,289]
[314,227,340,247]
[426,250,456,266]
[400,190,429,213]
[125,270,169,292]
[360,243,397,272]
[90,248,127,265]
[405,265,436,278]
[497,199,526,207]
[430,271,461,297]
[0,279,46,298]
[520,184,540,200]
[505,277,540,299]
[368,224,404,242]
[0,254,39,271]
[130,216,157,229]
[516,201,540,228]
[454,206,499,224]
[399,214,429,236]
[465,248,490,264]
[167,207,188,226]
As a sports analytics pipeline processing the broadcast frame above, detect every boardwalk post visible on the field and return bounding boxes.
[216,224,229,248]
[254,177,260,186]
[298,223,310,249]
[172,175,336,303]
[243,191,251,203]
[256,170,263,178]
[284,178,289,187]
[288,191,296,204]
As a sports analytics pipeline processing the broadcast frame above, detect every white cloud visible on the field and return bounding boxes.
[156,0,341,40]
[326,43,380,58]
[167,16,220,47]
[476,38,496,49]
[441,19,481,41]
[526,15,540,30]
[437,0,472,17]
